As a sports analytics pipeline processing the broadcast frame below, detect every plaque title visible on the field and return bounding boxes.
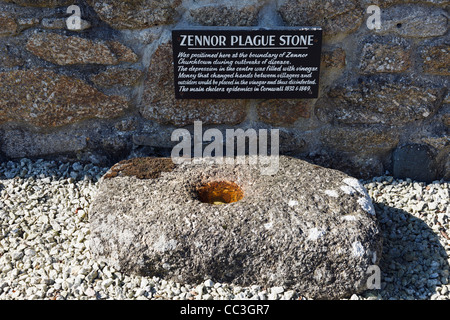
[178,34,315,47]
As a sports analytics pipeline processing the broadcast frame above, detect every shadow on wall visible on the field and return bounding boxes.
[297,151,387,181]
[392,144,444,183]
[364,202,449,299]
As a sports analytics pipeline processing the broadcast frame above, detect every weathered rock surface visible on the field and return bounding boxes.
[321,48,346,69]
[140,42,248,126]
[421,44,450,75]
[188,2,263,26]
[89,156,382,299]
[2,0,72,7]
[444,112,450,128]
[374,5,448,38]
[316,77,446,125]
[87,0,181,29]
[363,0,449,7]
[0,69,128,127]
[278,0,363,37]
[321,125,399,155]
[91,68,144,88]
[105,40,139,63]
[257,100,311,125]
[359,42,411,74]
[26,33,138,66]
[0,14,17,37]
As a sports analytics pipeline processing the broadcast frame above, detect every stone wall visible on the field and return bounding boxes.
[0,0,448,181]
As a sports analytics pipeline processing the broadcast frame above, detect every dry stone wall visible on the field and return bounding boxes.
[0,0,448,181]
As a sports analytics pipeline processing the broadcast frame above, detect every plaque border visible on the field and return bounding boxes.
[172,26,323,100]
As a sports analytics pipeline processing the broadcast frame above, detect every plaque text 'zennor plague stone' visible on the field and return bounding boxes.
[172,27,322,99]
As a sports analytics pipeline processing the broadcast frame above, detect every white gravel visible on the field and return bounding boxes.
[0,158,449,300]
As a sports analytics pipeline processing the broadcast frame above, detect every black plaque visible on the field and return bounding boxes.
[172,27,322,99]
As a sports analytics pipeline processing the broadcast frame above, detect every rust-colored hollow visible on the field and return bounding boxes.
[197,181,244,205]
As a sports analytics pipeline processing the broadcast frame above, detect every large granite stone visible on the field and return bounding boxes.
[87,0,181,30]
[321,125,399,156]
[316,76,446,125]
[374,5,448,38]
[0,69,128,127]
[26,33,138,66]
[359,42,411,74]
[88,156,382,299]
[90,68,144,88]
[278,0,363,37]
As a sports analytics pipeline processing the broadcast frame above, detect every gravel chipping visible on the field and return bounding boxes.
[0,158,449,300]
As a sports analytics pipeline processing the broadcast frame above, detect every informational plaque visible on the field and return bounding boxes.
[172,27,322,99]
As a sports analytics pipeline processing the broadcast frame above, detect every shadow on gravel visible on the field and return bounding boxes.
[364,201,449,299]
